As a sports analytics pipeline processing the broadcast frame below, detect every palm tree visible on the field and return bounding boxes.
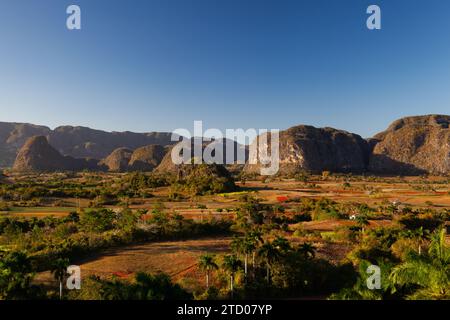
[257,242,280,283]
[298,242,316,259]
[231,237,244,258]
[355,214,370,234]
[231,237,255,277]
[51,258,70,300]
[242,239,256,277]
[272,236,291,253]
[256,236,290,283]
[390,228,450,299]
[247,229,263,268]
[415,227,427,255]
[222,255,242,298]
[198,254,218,288]
[401,227,428,255]
[412,227,428,255]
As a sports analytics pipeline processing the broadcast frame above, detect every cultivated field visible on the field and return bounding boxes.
[1,172,449,299]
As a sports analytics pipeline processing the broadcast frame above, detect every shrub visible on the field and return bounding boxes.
[172,164,237,196]
[80,209,116,232]
[69,272,192,300]
[397,214,443,232]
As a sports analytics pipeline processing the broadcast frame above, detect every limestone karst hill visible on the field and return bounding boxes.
[243,125,370,175]
[369,115,450,175]
[0,122,173,167]
[5,115,450,175]
[128,144,167,171]
[12,136,99,172]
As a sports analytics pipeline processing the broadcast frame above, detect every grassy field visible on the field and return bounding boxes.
[35,237,232,289]
[5,177,449,219]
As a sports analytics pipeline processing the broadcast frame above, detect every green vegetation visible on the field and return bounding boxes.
[333,228,449,300]
[171,164,237,196]
[69,272,192,300]
[0,251,43,300]
[0,172,449,300]
[198,254,219,288]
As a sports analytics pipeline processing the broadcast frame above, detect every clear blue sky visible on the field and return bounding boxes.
[0,0,449,138]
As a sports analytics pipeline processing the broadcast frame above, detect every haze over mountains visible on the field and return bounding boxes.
[1,114,449,175]
[0,123,173,167]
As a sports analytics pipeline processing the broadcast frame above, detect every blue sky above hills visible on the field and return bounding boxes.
[0,0,449,138]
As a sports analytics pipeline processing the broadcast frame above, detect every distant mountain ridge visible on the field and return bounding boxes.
[243,114,449,176]
[3,115,450,175]
[0,122,174,167]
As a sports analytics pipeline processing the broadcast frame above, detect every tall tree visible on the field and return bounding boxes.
[356,214,370,234]
[198,254,218,288]
[222,255,242,298]
[242,238,256,277]
[257,242,280,283]
[51,258,70,300]
[231,237,255,277]
[400,227,429,255]
[247,229,263,268]
[272,236,291,253]
[298,242,316,259]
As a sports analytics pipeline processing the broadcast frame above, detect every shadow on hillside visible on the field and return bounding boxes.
[369,154,428,175]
